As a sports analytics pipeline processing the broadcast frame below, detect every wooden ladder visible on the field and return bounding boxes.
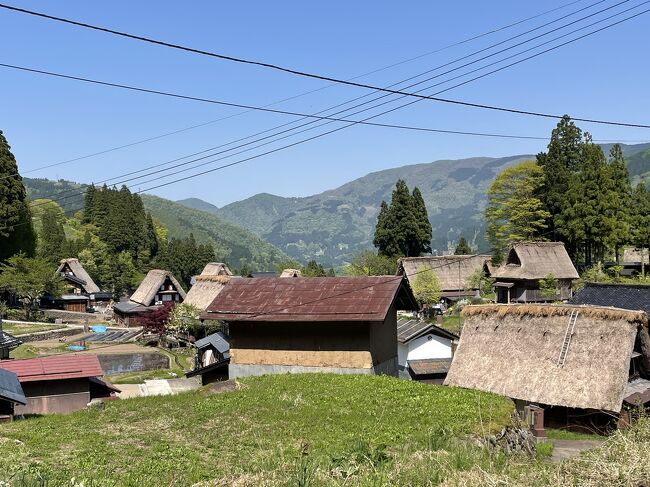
[557,310,579,367]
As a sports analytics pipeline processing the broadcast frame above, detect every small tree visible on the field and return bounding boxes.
[344,251,396,276]
[539,273,558,300]
[0,254,64,319]
[466,268,494,298]
[165,303,202,338]
[411,265,441,309]
[139,302,175,334]
[302,260,327,277]
[454,237,472,255]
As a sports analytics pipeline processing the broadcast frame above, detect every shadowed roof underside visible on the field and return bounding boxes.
[445,304,644,412]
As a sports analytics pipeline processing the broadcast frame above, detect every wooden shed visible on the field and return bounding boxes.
[202,276,419,379]
[0,325,22,360]
[185,331,230,385]
[491,242,579,303]
[0,368,26,422]
[445,304,650,433]
[0,354,120,415]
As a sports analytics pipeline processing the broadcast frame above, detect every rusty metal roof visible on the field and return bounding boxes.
[0,354,104,383]
[408,358,452,376]
[203,276,418,322]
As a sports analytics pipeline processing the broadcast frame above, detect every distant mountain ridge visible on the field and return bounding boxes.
[176,142,650,267]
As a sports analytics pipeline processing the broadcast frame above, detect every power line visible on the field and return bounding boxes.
[2,0,591,179]
[1,1,649,129]
[16,3,650,214]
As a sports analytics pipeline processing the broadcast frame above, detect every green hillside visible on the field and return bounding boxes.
[23,178,289,271]
[214,143,650,266]
[141,194,289,270]
[175,196,220,214]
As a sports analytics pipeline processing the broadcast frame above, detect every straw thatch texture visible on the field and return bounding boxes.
[397,255,491,291]
[184,275,233,310]
[491,242,579,280]
[280,269,302,278]
[56,258,100,294]
[199,262,234,277]
[623,248,649,264]
[445,304,645,412]
[129,269,187,306]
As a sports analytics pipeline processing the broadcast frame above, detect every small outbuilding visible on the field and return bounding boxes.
[113,269,186,326]
[0,354,119,415]
[397,255,492,304]
[185,331,230,385]
[397,317,458,383]
[202,276,419,379]
[491,242,579,303]
[445,304,650,434]
[0,368,26,421]
[0,326,22,360]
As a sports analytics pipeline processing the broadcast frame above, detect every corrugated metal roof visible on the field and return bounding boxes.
[0,354,104,382]
[408,358,452,376]
[0,368,27,405]
[194,331,230,354]
[396,317,458,343]
[203,276,418,322]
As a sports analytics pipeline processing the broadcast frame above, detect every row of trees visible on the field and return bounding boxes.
[486,116,649,266]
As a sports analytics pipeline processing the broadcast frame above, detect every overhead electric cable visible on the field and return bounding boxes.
[1,0,591,179]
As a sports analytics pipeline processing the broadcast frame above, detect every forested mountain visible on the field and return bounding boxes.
[23,178,290,272]
[200,143,650,266]
[175,197,220,215]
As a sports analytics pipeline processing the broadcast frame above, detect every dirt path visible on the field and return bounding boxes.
[548,439,605,463]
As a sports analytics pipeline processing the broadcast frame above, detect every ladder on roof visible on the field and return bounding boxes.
[557,310,579,367]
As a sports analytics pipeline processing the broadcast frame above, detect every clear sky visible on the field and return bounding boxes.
[1,0,649,208]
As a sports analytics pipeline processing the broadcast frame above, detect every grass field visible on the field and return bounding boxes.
[0,374,514,486]
[2,322,66,335]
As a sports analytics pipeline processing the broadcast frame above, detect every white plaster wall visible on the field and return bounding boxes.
[406,334,452,362]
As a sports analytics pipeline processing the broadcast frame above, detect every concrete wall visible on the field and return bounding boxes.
[40,309,110,324]
[230,357,398,379]
[16,378,90,415]
[98,352,169,375]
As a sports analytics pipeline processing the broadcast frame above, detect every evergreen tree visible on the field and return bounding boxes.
[302,260,327,277]
[83,184,96,223]
[411,187,432,255]
[0,130,36,261]
[373,180,431,257]
[632,183,650,252]
[454,237,472,255]
[39,208,67,264]
[606,144,633,262]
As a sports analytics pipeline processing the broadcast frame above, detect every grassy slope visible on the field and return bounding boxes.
[0,374,512,486]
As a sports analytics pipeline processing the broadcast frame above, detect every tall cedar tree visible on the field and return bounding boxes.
[373,179,431,257]
[39,208,67,264]
[632,183,650,252]
[0,130,36,261]
[607,144,632,262]
[454,237,472,255]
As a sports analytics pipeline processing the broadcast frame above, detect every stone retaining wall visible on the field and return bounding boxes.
[99,352,170,375]
[19,328,84,343]
[41,309,111,324]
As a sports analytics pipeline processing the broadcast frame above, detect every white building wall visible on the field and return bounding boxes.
[398,334,453,369]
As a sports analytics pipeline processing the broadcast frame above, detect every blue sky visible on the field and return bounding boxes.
[1,0,649,207]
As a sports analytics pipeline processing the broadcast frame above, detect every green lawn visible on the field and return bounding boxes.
[2,322,66,335]
[441,314,464,334]
[0,374,513,486]
[546,428,603,441]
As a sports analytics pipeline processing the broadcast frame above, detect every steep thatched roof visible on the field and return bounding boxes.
[184,275,235,310]
[198,262,233,277]
[129,269,186,306]
[397,255,491,291]
[280,268,302,278]
[491,242,579,280]
[445,304,647,412]
[56,258,100,294]
[623,248,649,264]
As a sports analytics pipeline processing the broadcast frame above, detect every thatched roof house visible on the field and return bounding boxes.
[129,270,186,306]
[623,248,649,265]
[185,263,235,311]
[56,258,101,294]
[113,269,186,326]
[491,242,578,303]
[445,304,648,413]
[280,268,302,278]
[397,255,491,301]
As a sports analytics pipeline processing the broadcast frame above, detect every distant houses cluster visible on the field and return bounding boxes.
[1,240,650,436]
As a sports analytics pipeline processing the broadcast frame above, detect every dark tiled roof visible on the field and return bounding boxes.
[397,317,458,343]
[113,301,148,314]
[203,277,418,322]
[408,358,452,376]
[0,368,26,405]
[570,282,650,316]
[194,331,230,354]
[0,330,22,351]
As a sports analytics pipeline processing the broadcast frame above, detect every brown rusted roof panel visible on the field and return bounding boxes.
[203,276,418,322]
